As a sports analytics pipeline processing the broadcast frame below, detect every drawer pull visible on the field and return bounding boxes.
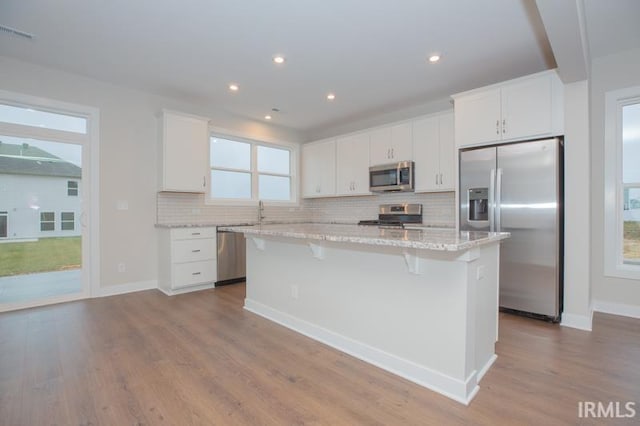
[191,232,201,236]
[192,249,201,253]
[192,272,201,275]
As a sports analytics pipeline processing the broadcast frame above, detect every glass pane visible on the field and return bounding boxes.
[0,135,83,304]
[622,102,640,263]
[210,170,251,199]
[258,146,290,174]
[210,138,250,170]
[259,175,290,201]
[0,104,87,134]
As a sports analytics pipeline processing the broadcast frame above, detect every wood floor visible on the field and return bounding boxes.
[1,284,638,425]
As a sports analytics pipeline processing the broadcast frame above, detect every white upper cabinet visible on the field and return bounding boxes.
[302,139,336,198]
[159,110,209,192]
[336,133,371,196]
[369,122,413,165]
[453,70,564,147]
[413,112,455,192]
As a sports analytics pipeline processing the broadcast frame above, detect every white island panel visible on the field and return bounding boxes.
[242,234,500,404]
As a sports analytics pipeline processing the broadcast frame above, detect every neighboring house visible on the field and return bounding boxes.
[0,141,81,240]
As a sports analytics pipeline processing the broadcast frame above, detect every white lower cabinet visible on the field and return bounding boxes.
[159,227,217,295]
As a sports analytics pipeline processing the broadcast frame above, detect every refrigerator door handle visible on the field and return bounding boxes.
[496,168,503,232]
[489,168,496,232]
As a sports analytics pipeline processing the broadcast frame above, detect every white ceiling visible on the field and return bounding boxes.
[1,0,558,135]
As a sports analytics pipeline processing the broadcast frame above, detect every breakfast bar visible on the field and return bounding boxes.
[220,223,509,404]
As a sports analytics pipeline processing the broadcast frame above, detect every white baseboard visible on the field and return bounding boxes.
[476,354,497,382]
[593,300,640,319]
[560,311,593,331]
[158,282,215,296]
[98,280,157,297]
[244,298,479,405]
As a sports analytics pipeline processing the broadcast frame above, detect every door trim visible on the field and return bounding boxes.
[0,89,100,311]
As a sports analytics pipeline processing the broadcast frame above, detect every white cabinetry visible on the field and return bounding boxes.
[369,122,413,165]
[453,70,564,147]
[302,139,336,198]
[336,133,371,196]
[413,112,455,192]
[159,227,217,295]
[158,110,209,192]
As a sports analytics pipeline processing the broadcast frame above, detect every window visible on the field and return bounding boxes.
[40,212,55,231]
[209,136,294,203]
[68,180,78,196]
[0,103,87,134]
[604,85,640,278]
[61,212,75,231]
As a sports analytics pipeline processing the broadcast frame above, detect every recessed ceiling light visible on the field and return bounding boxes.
[273,55,285,64]
[428,54,441,63]
[327,93,336,101]
[229,83,239,92]
[264,115,272,120]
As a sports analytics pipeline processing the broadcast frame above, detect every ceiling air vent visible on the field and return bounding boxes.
[0,24,35,40]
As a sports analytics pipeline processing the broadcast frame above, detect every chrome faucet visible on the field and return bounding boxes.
[258,200,265,224]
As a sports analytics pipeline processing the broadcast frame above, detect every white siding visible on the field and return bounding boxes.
[0,174,81,239]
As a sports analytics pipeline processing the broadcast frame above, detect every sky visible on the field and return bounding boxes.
[0,134,82,167]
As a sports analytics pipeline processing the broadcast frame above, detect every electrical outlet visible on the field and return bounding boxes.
[291,284,299,299]
[118,262,126,273]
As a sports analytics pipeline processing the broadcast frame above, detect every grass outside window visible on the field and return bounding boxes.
[0,237,81,277]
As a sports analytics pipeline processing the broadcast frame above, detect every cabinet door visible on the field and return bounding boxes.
[454,88,501,146]
[438,113,455,191]
[501,74,553,141]
[369,126,392,166]
[390,122,413,161]
[412,116,440,192]
[161,111,209,192]
[336,133,370,196]
[302,139,336,198]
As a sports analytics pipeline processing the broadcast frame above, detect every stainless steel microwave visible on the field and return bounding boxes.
[369,161,414,192]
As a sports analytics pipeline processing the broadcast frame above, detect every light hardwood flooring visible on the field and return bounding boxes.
[1,283,638,425]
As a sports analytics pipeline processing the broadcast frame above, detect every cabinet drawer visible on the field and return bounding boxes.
[172,238,216,263]
[172,260,216,289]
[171,227,216,240]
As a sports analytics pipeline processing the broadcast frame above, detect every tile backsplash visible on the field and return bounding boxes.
[157,191,455,227]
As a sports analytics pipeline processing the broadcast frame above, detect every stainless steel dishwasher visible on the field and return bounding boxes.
[216,228,246,285]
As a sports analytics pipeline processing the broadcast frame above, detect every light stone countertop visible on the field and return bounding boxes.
[219,223,508,252]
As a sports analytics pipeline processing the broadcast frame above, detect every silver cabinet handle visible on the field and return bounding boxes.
[192,249,201,253]
[440,173,443,185]
[496,120,500,135]
[391,148,394,158]
[502,119,506,134]
[191,232,201,236]
[435,174,438,185]
[192,272,201,276]
[203,176,206,187]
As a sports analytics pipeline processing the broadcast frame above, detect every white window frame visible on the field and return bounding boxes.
[0,89,100,306]
[206,130,299,206]
[604,85,640,279]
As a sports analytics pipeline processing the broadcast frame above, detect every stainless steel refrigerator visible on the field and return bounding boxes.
[459,138,563,322]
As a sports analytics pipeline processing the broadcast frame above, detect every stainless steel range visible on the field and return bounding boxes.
[358,203,422,227]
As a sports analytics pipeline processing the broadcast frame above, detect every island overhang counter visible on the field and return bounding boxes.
[220,223,509,404]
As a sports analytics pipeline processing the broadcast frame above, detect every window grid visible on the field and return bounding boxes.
[68,180,78,196]
[61,212,75,231]
[209,136,293,202]
[40,212,55,232]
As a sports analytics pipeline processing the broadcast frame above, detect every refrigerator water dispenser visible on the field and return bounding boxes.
[468,188,488,221]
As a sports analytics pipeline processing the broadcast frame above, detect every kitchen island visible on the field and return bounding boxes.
[220,223,509,404]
